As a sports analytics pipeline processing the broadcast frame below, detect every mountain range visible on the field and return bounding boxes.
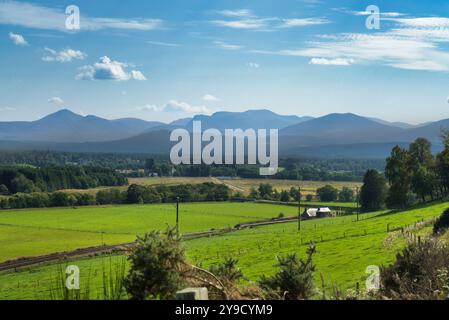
[0,109,448,159]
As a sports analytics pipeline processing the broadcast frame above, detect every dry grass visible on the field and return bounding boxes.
[129,177,362,196]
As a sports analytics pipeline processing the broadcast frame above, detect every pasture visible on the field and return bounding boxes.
[0,202,299,263]
[1,201,448,299]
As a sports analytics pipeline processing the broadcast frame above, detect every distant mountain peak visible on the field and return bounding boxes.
[39,109,84,122]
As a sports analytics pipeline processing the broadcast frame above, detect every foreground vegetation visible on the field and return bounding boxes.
[1,201,448,300]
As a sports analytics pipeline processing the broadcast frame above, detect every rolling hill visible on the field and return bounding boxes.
[0,109,164,143]
[0,109,448,158]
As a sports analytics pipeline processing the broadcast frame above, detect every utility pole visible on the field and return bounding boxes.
[176,196,180,235]
[298,187,301,231]
[356,187,360,222]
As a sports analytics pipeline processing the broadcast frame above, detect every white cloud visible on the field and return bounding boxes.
[0,1,162,32]
[253,22,449,72]
[203,94,219,102]
[9,32,27,45]
[147,41,181,47]
[0,107,16,111]
[211,9,327,31]
[350,10,404,17]
[211,18,274,30]
[138,100,212,114]
[48,97,64,104]
[76,56,147,81]
[164,100,211,113]
[214,41,243,50]
[131,70,147,81]
[279,18,329,28]
[309,58,354,66]
[138,104,160,112]
[42,48,86,63]
[394,17,449,27]
[246,62,260,68]
[217,9,254,18]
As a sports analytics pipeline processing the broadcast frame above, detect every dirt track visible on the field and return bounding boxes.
[0,217,299,272]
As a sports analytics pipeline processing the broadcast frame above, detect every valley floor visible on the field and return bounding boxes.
[0,201,447,299]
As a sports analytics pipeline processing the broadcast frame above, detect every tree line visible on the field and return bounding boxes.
[0,183,230,209]
[0,150,385,182]
[0,166,127,195]
[246,183,355,203]
[360,133,449,212]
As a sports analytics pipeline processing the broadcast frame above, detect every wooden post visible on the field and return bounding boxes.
[298,187,301,232]
[176,196,180,236]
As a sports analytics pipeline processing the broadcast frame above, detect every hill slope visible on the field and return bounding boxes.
[0,109,164,143]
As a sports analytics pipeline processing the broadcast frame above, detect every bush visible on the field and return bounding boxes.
[210,258,244,284]
[380,239,449,299]
[124,228,186,300]
[434,208,449,234]
[259,243,317,300]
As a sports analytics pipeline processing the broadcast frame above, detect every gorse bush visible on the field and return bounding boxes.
[209,258,244,284]
[124,228,186,300]
[259,243,317,300]
[380,239,449,300]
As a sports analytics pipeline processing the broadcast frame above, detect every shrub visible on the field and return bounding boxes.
[210,258,244,284]
[380,239,449,300]
[259,243,317,300]
[124,228,186,300]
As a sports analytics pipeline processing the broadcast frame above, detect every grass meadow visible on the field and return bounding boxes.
[0,202,300,262]
[1,201,448,299]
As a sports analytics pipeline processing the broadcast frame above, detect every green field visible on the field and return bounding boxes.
[1,201,448,300]
[0,202,300,262]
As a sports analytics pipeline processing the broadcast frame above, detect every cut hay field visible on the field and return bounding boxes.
[1,201,448,300]
[0,202,299,263]
[130,177,362,196]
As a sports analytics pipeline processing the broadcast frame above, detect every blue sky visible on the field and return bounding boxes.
[2,0,449,124]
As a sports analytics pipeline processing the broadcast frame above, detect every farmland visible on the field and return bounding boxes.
[1,201,448,300]
[0,202,300,263]
[129,177,362,196]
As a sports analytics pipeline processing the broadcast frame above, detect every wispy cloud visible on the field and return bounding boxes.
[309,57,354,66]
[251,14,449,72]
[146,40,181,47]
[42,48,86,63]
[48,97,64,104]
[203,94,219,102]
[0,1,162,32]
[0,106,16,111]
[246,62,260,68]
[350,10,404,18]
[214,41,243,50]
[76,56,147,81]
[210,9,327,31]
[278,18,329,28]
[138,100,212,114]
[217,9,254,18]
[9,32,27,45]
